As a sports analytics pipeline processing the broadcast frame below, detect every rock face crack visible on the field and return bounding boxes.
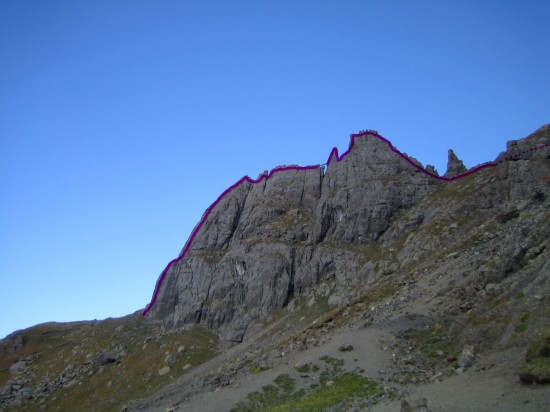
[284,248,297,307]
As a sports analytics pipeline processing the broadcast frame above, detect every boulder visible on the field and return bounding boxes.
[294,362,310,373]
[338,343,354,352]
[96,352,119,366]
[158,366,170,376]
[458,345,475,368]
[9,360,27,374]
[401,397,429,411]
[165,355,176,365]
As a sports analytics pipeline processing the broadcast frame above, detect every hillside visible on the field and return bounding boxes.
[1,126,550,411]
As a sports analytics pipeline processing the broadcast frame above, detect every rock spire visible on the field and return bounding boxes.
[444,149,467,177]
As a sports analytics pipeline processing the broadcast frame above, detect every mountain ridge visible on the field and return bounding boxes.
[143,128,549,318]
[144,125,550,344]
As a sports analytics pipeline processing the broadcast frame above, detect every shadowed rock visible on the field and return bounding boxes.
[96,352,119,366]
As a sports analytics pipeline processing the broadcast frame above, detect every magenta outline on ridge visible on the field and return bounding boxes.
[143,130,543,316]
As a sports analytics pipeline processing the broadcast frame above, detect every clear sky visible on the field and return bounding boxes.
[1,0,549,338]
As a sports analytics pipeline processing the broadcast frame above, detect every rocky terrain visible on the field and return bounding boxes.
[1,125,550,411]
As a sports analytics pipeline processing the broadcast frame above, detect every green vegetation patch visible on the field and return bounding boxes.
[231,374,303,411]
[251,365,272,374]
[519,327,550,384]
[514,312,529,334]
[519,357,550,384]
[320,355,344,371]
[427,170,491,203]
[526,327,550,361]
[232,356,383,412]
[267,210,312,234]
[404,322,455,358]
[273,374,296,394]
[319,241,387,265]
[271,372,382,412]
[469,311,512,327]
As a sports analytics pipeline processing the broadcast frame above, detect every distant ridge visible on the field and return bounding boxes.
[143,129,547,316]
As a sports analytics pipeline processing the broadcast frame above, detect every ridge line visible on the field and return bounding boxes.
[142,130,540,316]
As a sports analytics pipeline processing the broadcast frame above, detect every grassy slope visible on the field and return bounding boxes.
[1,314,219,411]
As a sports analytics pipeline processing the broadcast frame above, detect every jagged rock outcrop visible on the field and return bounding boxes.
[425,164,438,176]
[444,149,467,177]
[497,123,550,162]
[146,127,550,342]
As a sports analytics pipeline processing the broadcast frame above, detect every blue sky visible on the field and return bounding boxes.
[1,0,549,338]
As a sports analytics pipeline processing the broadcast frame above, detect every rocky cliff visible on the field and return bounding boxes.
[3,125,550,411]
[145,133,433,341]
[146,126,550,343]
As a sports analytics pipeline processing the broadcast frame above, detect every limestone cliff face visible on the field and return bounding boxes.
[147,127,550,342]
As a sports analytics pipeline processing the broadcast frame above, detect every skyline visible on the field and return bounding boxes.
[1,1,550,338]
